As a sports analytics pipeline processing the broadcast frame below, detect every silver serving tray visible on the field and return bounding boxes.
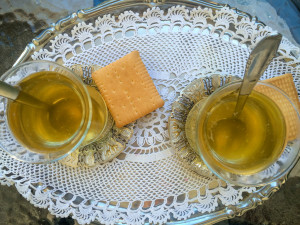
[12,0,297,224]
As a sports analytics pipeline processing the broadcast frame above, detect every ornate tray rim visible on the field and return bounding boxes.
[6,0,298,224]
[13,0,268,67]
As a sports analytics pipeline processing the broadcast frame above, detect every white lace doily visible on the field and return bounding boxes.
[0,5,299,225]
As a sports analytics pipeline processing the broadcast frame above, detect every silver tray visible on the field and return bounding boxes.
[12,0,297,224]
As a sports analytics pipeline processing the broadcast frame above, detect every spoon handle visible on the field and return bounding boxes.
[234,34,282,116]
[0,81,20,100]
[0,81,48,109]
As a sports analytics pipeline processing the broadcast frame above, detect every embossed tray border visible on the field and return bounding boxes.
[9,0,297,224]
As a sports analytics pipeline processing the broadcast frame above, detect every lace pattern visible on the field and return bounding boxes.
[0,5,299,224]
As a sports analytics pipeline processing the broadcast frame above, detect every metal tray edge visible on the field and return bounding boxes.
[10,0,289,224]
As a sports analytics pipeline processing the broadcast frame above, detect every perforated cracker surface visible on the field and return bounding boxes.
[92,51,164,128]
[255,73,300,140]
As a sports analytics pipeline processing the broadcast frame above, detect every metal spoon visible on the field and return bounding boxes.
[0,81,49,109]
[234,33,282,117]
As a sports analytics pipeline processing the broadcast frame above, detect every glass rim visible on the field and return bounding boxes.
[195,80,300,186]
[81,85,109,145]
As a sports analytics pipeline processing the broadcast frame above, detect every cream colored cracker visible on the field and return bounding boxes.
[92,51,164,128]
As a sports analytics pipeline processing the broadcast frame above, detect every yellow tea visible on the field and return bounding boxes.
[199,90,286,175]
[83,85,107,145]
[7,71,107,154]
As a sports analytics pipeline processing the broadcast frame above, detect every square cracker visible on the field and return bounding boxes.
[92,51,164,128]
[255,73,300,140]
[263,73,300,111]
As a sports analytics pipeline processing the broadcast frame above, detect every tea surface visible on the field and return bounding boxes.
[7,71,106,153]
[200,90,286,174]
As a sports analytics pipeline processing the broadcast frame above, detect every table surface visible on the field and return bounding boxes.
[0,1,299,224]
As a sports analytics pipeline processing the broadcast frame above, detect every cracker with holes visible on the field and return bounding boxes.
[255,73,300,141]
[92,51,164,128]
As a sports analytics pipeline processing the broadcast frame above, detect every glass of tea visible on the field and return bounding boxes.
[0,60,110,163]
[186,80,300,186]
